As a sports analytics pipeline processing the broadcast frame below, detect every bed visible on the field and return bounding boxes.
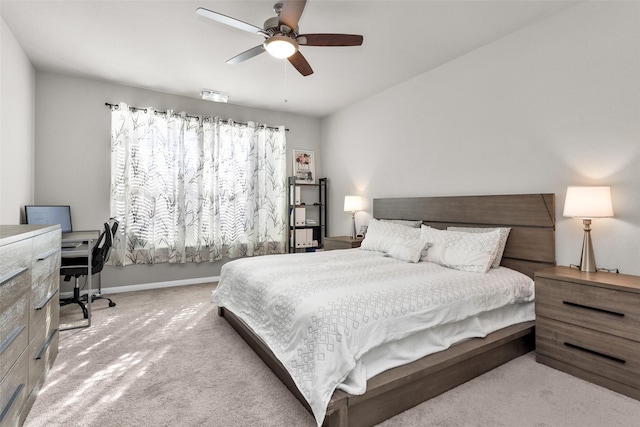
[214,193,556,427]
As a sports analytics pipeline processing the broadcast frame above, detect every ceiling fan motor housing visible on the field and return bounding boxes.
[263,16,298,38]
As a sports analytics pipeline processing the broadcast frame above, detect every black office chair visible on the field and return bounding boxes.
[60,220,118,318]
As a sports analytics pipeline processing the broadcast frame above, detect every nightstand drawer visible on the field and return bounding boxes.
[537,317,640,389]
[536,277,640,341]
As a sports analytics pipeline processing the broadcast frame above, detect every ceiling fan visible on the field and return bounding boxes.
[196,0,363,76]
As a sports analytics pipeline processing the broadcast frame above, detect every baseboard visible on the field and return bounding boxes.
[60,276,220,298]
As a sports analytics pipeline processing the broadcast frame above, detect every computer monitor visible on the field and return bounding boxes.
[25,205,73,233]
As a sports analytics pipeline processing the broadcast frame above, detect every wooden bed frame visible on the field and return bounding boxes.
[218,193,556,427]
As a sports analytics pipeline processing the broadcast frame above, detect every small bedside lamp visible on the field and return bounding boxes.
[563,186,613,272]
[344,196,363,239]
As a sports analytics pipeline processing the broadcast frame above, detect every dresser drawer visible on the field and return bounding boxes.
[32,229,60,257]
[536,277,640,342]
[29,270,60,342]
[1,236,33,383]
[536,316,640,389]
[0,239,31,281]
[31,230,60,281]
[31,246,60,296]
[28,327,59,394]
[0,288,29,382]
[0,349,28,427]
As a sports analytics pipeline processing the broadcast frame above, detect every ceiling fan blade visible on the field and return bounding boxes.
[288,51,313,76]
[227,45,266,64]
[298,34,364,47]
[279,0,307,30]
[196,7,263,34]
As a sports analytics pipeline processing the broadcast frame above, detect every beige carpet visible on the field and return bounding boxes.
[25,283,640,427]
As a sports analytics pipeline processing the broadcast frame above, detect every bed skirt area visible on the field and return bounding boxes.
[218,306,535,427]
[343,302,534,391]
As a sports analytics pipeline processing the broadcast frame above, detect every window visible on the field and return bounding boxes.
[109,103,287,265]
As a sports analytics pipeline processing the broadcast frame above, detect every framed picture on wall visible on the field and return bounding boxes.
[293,149,315,184]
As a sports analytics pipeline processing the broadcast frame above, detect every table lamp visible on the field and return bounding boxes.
[563,186,613,272]
[344,196,363,239]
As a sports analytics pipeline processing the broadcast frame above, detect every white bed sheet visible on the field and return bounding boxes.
[342,301,535,392]
[212,249,534,426]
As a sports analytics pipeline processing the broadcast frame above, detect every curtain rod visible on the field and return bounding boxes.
[105,103,288,132]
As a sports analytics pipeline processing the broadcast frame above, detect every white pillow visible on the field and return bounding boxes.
[447,227,511,268]
[386,239,430,263]
[360,218,421,254]
[380,219,423,228]
[420,226,501,273]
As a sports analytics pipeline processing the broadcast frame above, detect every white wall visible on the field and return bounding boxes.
[322,2,640,275]
[35,72,321,287]
[1,17,35,224]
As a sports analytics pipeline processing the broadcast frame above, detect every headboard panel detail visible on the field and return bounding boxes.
[373,193,555,279]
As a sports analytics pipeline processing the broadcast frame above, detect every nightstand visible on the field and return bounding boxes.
[324,236,362,251]
[535,266,640,400]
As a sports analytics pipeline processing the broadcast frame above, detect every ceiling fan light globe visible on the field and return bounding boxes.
[264,35,298,58]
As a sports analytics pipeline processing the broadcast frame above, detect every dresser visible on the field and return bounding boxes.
[535,266,640,400]
[323,236,362,251]
[1,225,61,426]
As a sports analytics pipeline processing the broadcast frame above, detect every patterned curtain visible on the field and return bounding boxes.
[109,102,287,266]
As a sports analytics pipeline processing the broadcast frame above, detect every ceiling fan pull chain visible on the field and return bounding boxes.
[283,60,288,103]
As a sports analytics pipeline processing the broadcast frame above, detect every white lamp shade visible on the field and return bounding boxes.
[563,186,614,218]
[344,196,363,212]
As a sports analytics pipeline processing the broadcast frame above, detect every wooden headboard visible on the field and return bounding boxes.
[373,193,556,279]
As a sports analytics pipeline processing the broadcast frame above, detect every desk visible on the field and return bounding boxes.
[60,230,99,330]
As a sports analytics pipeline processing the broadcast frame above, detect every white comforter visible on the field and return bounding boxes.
[212,249,534,425]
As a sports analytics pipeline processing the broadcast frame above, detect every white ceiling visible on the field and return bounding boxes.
[1,1,576,117]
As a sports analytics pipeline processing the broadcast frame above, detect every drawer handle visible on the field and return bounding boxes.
[564,342,626,364]
[35,329,59,360]
[35,288,59,310]
[0,266,28,286]
[38,248,59,261]
[0,383,24,425]
[0,325,25,356]
[562,301,624,317]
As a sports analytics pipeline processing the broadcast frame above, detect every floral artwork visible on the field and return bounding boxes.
[293,149,315,183]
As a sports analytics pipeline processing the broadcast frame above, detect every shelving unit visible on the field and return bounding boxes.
[288,176,327,252]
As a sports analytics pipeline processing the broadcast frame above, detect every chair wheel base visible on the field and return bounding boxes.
[108,301,116,307]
